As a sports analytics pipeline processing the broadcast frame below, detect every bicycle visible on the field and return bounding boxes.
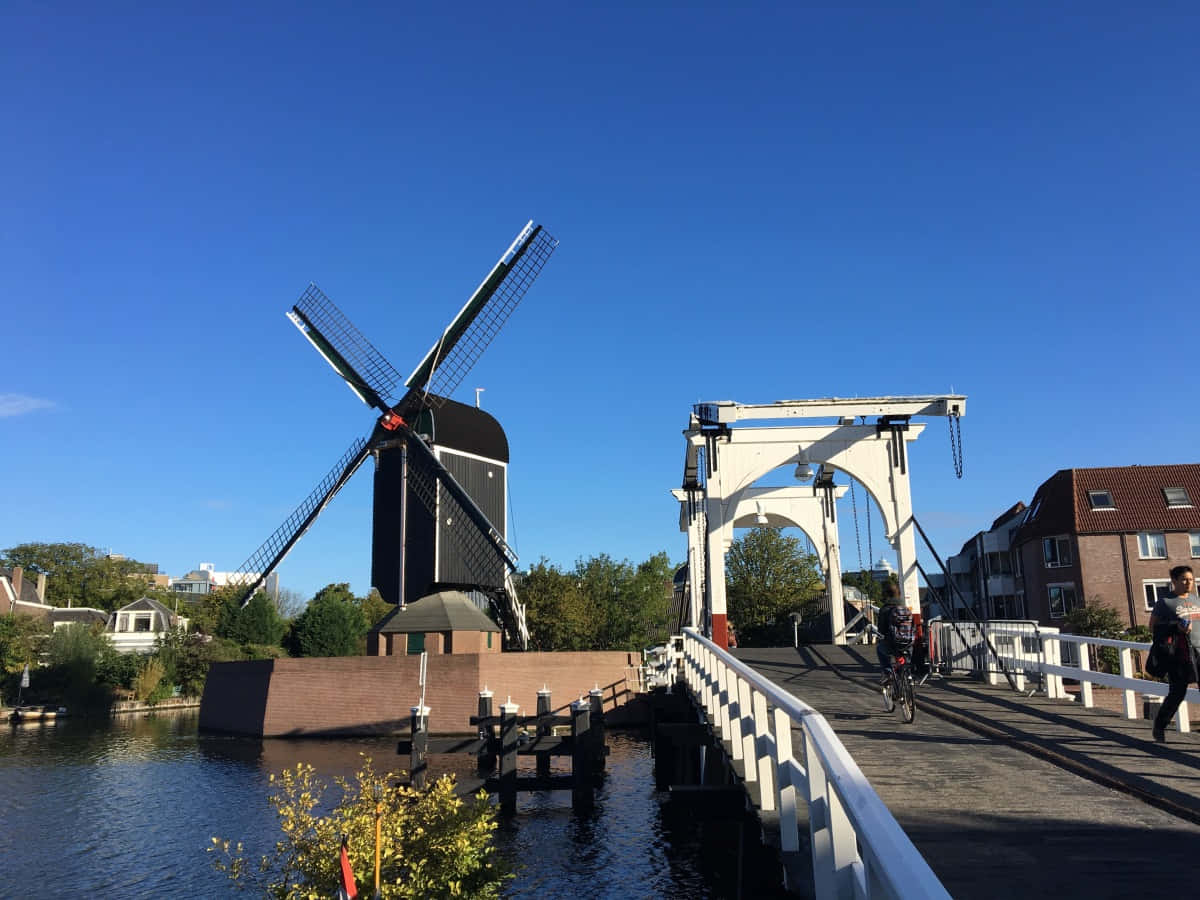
[881,646,917,724]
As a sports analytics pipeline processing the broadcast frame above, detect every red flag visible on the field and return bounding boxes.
[338,839,358,900]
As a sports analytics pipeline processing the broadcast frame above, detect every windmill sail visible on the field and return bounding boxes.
[288,285,404,411]
[231,438,371,601]
[404,222,558,408]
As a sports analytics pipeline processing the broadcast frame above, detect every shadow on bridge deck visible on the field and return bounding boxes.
[733,644,1200,898]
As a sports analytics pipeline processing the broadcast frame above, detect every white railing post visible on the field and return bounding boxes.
[1077,638,1094,708]
[738,678,756,784]
[1119,647,1137,719]
[773,706,799,853]
[803,733,836,899]
[716,659,732,738]
[1043,632,1063,699]
[826,786,860,897]
[984,624,1000,686]
[727,671,745,766]
[753,689,775,810]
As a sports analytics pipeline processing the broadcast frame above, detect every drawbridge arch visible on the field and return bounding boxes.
[677,396,965,646]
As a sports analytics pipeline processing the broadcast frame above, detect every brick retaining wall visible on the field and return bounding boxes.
[199,651,641,737]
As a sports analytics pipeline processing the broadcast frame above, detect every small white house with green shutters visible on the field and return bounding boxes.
[106,597,189,654]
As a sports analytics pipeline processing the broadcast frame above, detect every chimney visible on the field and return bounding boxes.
[36,573,47,604]
[12,566,23,601]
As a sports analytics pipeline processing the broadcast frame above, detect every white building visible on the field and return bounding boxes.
[169,562,279,601]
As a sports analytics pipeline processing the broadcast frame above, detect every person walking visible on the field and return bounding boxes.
[1149,564,1200,742]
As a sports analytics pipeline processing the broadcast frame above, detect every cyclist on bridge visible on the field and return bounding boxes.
[876,581,915,684]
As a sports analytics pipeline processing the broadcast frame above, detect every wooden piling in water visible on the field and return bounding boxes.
[499,698,520,815]
[536,687,552,778]
[409,705,429,790]
[571,698,594,813]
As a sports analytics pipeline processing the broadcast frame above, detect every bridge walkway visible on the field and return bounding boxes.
[732,644,1200,898]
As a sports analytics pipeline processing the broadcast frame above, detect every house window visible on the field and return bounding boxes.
[1163,487,1193,508]
[1043,536,1073,568]
[1087,490,1115,510]
[134,615,152,633]
[1047,583,1079,619]
[1144,580,1171,612]
[1191,531,1200,557]
[1138,532,1168,559]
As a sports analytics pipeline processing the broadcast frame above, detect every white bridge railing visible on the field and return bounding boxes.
[928,618,1200,733]
[679,628,950,900]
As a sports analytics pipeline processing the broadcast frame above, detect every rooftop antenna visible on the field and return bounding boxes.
[475,387,485,408]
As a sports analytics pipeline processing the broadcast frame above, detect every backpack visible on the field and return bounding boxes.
[887,605,915,648]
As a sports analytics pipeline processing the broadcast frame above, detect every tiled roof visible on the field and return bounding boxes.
[0,567,45,606]
[1015,464,1200,543]
[49,608,110,626]
[372,590,501,634]
[1073,464,1200,533]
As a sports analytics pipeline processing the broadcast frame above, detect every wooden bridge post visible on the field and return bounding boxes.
[571,698,594,813]
[536,687,552,778]
[409,705,429,790]
[477,689,495,774]
[589,687,606,772]
[499,698,520,815]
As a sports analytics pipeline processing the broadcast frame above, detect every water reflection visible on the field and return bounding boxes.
[0,711,781,897]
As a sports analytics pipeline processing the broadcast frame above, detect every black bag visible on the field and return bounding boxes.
[1145,639,1171,679]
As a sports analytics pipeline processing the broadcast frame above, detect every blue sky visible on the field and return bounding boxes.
[3,2,1197,602]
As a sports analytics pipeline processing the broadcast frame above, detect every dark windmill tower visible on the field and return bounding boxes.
[371,395,511,617]
[229,222,557,648]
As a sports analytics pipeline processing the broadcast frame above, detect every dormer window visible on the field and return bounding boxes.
[1163,487,1192,508]
[1087,490,1115,510]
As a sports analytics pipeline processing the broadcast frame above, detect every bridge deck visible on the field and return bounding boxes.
[734,644,1200,898]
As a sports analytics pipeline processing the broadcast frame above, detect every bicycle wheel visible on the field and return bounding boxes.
[900,670,916,723]
[882,674,895,712]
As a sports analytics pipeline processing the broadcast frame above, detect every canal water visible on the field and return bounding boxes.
[0,710,782,897]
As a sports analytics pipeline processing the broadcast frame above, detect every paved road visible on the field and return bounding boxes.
[733,644,1200,898]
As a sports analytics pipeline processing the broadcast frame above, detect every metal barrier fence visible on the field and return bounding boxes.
[928,618,1200,733]
[679,628,950,900]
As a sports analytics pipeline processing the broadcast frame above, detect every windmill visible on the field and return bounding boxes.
[229,221,558,649]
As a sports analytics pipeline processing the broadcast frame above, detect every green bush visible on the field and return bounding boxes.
[211,757,507,898]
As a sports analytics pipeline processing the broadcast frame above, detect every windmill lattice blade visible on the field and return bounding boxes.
[294,284,405,409]
[404,433,517,587]
[231,437,371,604]
[408,224,558,407]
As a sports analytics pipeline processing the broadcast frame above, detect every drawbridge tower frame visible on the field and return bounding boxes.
[678,395,965,647]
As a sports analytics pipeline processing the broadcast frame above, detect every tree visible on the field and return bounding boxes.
[287,584,367,658]
[275,587,308,619]
[520,552,676,652]
[35,622,116,712]
[520,560,596,651]
[211,759,507,898]
[1065,598,1127,673]
[358,588,392,631]
[726,527,824,646]
[0,614,49,674]
[154,629,216,697]
[842,570,884,604]
[217,589,287,648]
[0,542,158,611]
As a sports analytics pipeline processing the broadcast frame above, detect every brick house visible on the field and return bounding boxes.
[367,590,502,656]
[1012,465,1200,628]
[1,566,52,619]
